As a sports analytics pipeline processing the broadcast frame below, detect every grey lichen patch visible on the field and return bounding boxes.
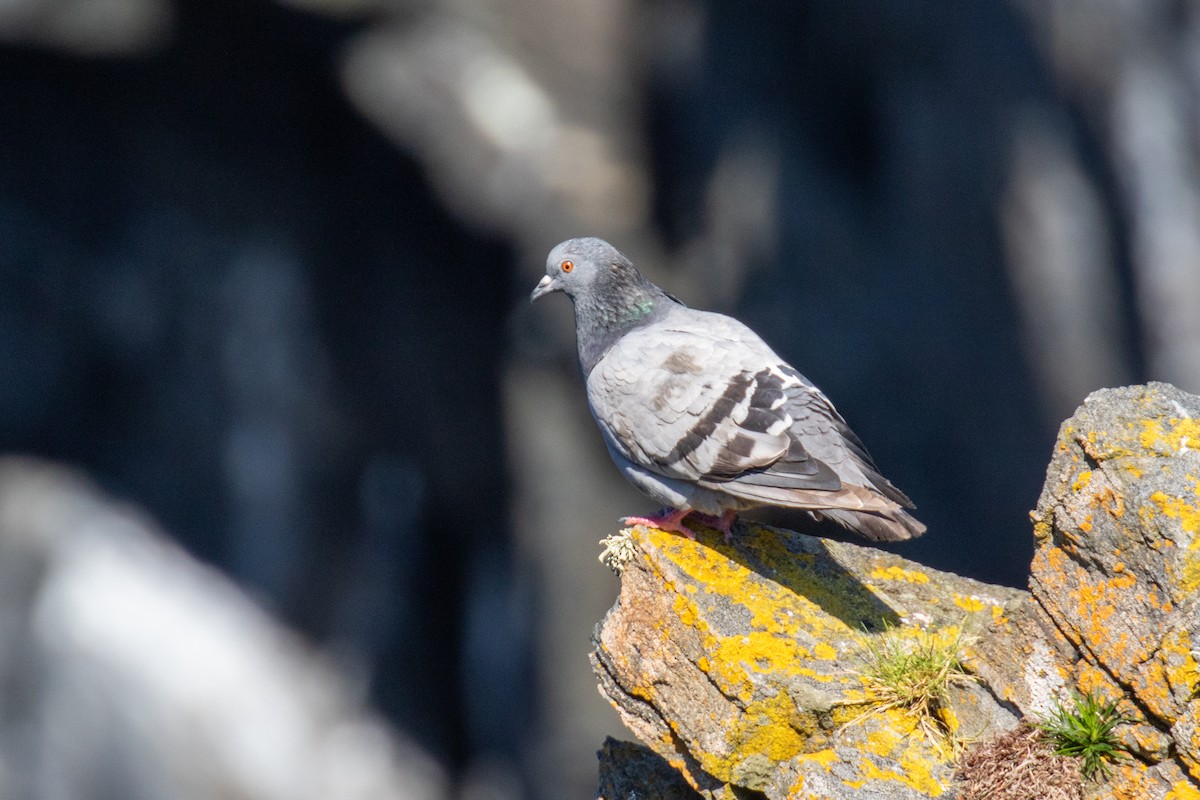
[729,753,774,791]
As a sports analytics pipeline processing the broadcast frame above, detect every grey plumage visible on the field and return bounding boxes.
[531,237,925,542]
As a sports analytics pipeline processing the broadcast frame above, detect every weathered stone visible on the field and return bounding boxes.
[1027,383,1200,794]
[591,522,1024,799]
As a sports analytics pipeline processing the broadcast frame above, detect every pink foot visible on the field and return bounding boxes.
[693,510,738,543]
[621,508,699,539]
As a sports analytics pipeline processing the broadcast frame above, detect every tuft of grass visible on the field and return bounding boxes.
[855,625,975,750]
[1036,691,1134,781]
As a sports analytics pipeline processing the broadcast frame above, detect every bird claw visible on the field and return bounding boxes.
[620,508,698,539]
[621,508,738,542]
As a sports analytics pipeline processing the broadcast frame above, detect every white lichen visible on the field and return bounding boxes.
[599,529,638,574]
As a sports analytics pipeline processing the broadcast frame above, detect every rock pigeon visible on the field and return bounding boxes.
[530,237,926,543]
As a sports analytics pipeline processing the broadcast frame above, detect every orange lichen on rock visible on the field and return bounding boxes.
[1024,384,1200,799]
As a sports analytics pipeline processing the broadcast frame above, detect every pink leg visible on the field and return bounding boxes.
[693,510,738,543]
[621,508,699,540]
[713,510,738,543]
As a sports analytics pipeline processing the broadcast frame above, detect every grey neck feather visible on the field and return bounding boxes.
[573,264,678,374]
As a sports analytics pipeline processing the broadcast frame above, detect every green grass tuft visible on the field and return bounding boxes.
[856,625,975,750]
[1036,691,1134,781]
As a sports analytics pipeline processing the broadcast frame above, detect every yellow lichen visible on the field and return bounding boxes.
[1132,659,1176,722]
[1068,568,1137,661]
[937,705,960,735]
[1074,660,1120,700]
[798,747,839,768]
[1162,629,1199,701]
[671,591,710,634]
[628,525,971,795]
[695,691,814,783]
[1165,780,1200,800]
[1033,517,1053,542]
[814,642,838,660]
[1148,487,1200,537]
[953,595,986,613]
[1146,486,1200,595]
[1181,560,1200,597]
[1110,762,1155,800]
[870,565,930,584]
[729,692,810,761]
[1140,418,1200,453]
[647,527,854,640]
[710,632,816,692]
[844,709,946,796]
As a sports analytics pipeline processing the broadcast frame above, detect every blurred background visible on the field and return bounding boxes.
[1,0,1198,797]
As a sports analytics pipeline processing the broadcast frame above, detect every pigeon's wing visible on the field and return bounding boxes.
[585,310,843,492]
[782,375,917,508]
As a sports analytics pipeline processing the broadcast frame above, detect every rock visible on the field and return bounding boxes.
[591,522,1025,799]
[1029,383,1200,796]
[591,383,1200,799]
[970,383,1200,797]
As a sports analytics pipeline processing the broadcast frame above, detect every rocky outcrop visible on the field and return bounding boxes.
[593,383,1200,799]
[979,382,1200,797]
[592,520,1022,799]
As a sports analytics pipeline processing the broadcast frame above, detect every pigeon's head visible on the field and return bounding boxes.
[530,237,633,303]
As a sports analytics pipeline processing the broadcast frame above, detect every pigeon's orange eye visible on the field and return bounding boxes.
[560,260,574,273]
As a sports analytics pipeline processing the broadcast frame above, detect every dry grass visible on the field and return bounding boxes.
[956,724,1083,800]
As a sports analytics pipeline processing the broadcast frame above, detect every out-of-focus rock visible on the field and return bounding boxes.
[339,20,649,248]
[0,457,447,800]
[591,384,1200,799]
[0,0,171,54]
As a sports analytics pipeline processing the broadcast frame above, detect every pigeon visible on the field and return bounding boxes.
[530,237,926,543]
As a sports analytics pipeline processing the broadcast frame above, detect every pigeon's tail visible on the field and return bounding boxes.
[812,507,927,542]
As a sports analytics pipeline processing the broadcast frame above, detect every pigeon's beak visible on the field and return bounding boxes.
[530,274,560,302]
